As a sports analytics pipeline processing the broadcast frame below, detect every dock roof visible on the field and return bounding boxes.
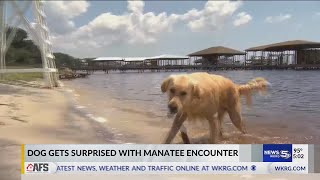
[145,54,189,60]
[123,57,148,62]
[188,46,245,56]
[246,40,320,51]
[93,57,147,62]
[92,57,123,61]
[92,55,189,62]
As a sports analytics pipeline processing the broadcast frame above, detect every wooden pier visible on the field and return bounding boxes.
[73,64,320,74]
[72,41,320,74]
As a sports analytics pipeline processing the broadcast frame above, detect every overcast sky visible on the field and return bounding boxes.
[35,0,320,58]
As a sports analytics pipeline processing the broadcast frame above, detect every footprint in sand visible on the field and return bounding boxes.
[11,116,28,123]
[12,106,20,111]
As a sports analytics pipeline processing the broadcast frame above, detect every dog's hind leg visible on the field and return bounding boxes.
[227,103,247,134]
[163,112,188,144]
[180,124,190,144]
[218,110,226,138]
[207,115,220,144]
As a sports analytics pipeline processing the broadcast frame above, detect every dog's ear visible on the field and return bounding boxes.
[161,76,173,93]
[191,83,202,99]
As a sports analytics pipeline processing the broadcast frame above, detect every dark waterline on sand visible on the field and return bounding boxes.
[65,70,320,144]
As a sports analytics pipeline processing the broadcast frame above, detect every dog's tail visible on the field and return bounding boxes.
[237,77,270,106]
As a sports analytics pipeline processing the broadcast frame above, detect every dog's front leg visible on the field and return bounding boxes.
[207,116,220,144]
[163,112,187,144]
[180,124,190,144]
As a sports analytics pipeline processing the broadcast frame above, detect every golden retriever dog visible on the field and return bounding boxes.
[161,72,269,144]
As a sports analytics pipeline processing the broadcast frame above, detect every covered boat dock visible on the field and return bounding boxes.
[189,46,246,67]
[245,40,320,69]
[86,55,191,73]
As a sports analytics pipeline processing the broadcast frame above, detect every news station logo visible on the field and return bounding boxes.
[263,144,292,162]
[25,163,49,173]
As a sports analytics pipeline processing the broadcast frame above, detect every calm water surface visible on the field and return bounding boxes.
[66,70,320,144]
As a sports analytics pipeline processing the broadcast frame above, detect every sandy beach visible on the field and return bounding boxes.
[0,83,116,180]
[0,83,319,180]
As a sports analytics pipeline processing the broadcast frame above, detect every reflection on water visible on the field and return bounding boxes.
[66,70,320,144]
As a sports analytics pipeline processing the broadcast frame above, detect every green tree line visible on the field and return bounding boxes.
[5,27,85,68]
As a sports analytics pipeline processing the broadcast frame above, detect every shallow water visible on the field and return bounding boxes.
[65,70,320,144]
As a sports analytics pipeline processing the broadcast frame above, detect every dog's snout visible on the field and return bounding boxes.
[168,104,178,113]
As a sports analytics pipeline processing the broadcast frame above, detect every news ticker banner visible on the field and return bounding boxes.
[21,144,319,175]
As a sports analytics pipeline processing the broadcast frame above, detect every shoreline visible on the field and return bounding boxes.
[63,80,171,144]
[0,83,319,180]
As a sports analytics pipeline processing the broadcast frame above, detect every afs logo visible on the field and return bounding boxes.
[263,144,292,162]
[26,163,49,173]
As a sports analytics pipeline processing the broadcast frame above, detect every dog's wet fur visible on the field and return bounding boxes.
[161,72,269,144]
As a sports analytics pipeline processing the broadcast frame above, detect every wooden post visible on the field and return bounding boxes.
[245,51,247,67]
